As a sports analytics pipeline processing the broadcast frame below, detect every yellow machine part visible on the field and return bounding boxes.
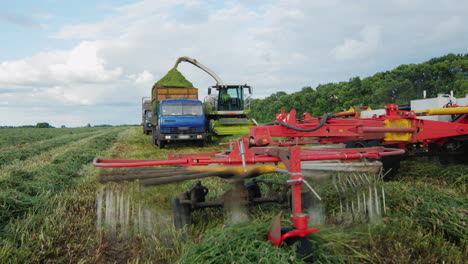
[187,164,286,174]
[414,106,468,116]
[383,119,413,141]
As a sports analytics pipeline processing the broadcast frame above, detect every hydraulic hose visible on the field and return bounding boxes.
[263,114,333,132]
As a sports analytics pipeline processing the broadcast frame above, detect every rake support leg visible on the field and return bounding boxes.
[268,147,318,247]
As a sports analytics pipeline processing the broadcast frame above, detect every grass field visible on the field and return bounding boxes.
[0,127,466,263]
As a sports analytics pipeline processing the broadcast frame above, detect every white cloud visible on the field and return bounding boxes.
[331,25,382,61]
[0,41,122,86]
[48,41,122,83]
[133,70,154,85]
[1,0,467,126]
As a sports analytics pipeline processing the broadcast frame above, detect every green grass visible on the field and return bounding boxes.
[0,127,466,263]
[0,128,113,167]
[0,127,104,149]
[154,67,194,88]
[0,127,126,263]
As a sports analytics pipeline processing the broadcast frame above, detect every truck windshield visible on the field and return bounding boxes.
[162,102,203,116]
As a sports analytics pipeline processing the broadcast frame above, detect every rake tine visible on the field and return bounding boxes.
[382,186,387,215]
[345,174,356,189]
[332,174,340,193]
[353,173,363,187]
[357,173,367,186]
[362,192,367,215]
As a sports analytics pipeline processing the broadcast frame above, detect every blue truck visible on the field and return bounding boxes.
[152,99,207,148]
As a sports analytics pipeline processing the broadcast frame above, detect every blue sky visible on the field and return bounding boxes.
[1,0,467,127]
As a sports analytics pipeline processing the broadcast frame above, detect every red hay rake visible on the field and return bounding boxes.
[94,103,468,247]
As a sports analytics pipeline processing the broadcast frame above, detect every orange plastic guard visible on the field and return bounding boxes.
[268,212,283,246]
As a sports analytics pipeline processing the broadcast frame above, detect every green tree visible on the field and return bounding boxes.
[249,53,468,120]
[36,122,51,128]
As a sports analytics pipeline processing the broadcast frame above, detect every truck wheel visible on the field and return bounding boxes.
[197,140,206,147]
[172,197,191,229]
[152,132,157,145]
[157,140,166,149]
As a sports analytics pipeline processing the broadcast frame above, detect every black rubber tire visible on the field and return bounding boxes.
[197,140,206,147]
[437,141,468,165]
[152,129,158,145]
[380,153,400,180]
[345,140,371,148]
[172,197,191,229]
[281,228,314,263]
[157,139,166,149]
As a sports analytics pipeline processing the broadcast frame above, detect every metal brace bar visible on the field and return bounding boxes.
[287,179,322,201]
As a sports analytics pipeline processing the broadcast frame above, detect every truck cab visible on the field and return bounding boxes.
[152,99,207,148]
[142,97,153,135]
[208,85,252,112]
[143,110,153,134]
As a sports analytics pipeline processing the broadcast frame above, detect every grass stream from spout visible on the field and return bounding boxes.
[0,127,466,263]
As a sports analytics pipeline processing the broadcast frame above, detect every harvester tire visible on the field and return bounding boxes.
[281,228,314,263]
[172,197,191,229]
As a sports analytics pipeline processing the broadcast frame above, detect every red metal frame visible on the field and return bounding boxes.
[92,103,468,247]
[93,137,403,247]
[93,103,468,247]
[250,104,468,150]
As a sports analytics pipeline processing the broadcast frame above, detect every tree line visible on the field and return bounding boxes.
[249,53,468,123]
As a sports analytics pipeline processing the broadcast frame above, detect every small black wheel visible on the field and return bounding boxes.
[281,228,314,263]
[172,197,191,229]
[380,155,400,180]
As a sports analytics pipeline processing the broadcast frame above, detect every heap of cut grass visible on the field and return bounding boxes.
[0,127,126,263]
[154,67,194,88]
[0,127,103,149]
[396,159,467,193]
[384,181,467,245]
[0,129,106,167]
[0,128,124,230]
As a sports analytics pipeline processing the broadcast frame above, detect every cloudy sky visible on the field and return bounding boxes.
[1,0,467,127]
